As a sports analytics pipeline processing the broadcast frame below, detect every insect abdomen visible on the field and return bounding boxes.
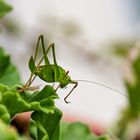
[35,65,60,83]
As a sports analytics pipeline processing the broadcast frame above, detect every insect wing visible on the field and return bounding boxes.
[29,56,36,73]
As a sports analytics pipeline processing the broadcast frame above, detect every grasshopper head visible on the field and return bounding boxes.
[60,79,71,88]
[59,67,71,88]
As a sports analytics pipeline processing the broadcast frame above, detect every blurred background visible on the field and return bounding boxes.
[1,0,140,133]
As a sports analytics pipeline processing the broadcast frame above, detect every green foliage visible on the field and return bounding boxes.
[125,51,140,117]
[31,108,62,140]
[0,0,12,18]
[114,49,140,139]
[0,48,20,86]
[0,120,28,140]
[0,104,10,124]
[60,122,109,140]
[127,52,140,116]
[0,47,10,73]
[0,82,61,140]
[0,84,58,116]
[111,41,134,57]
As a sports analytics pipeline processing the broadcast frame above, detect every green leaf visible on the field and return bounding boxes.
[0,84,59,139]
[125,52,140,117]
[115,50,140,138]
[95,136,110,140]
[0,84,58,116]
[0,47,21,87]
[28,85,59,114]
[0,119,28,140]
[60,122,110,140]
[28,84,59,102]
[29,119,37,140]
[0,0,12,18]
[60,122,90,140]
[0,47,10,75]
[111,41,134,57]
[0,64,21,87]
[31,108,62,140]
[28,56,36,73]
[0,104,10,124]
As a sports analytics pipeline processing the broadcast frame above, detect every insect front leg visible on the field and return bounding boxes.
[64,81,78,104]
[55,71,70,92]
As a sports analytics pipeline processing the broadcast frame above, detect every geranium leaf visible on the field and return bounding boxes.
[60,122,110,140]
[0,0,12,18]
[0,48,21,87]
[31,108,62,140]
[0,84,58,116]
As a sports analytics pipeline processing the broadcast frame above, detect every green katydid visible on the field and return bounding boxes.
[19,35,78,103]
[19,35,127,103]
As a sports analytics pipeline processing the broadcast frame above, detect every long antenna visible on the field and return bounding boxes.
[75,80,127,97]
